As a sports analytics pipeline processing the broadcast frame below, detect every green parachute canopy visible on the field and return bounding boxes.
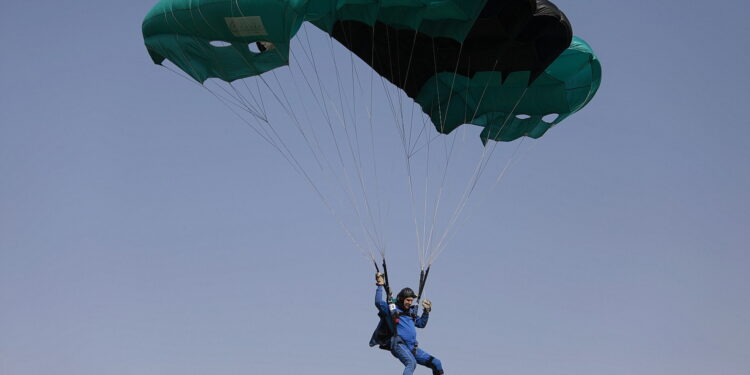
[142,0,601,142]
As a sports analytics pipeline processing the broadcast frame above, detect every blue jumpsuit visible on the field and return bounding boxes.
[373,286,444,375]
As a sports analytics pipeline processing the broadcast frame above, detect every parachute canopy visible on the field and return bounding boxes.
[142,0,600,142]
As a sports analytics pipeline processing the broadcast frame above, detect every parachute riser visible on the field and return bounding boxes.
[416,266,431,315]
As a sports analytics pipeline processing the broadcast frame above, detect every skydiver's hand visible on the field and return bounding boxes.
[375,272,385,286]
[422,299,432,313]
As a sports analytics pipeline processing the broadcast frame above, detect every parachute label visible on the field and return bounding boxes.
[225,16,268,37]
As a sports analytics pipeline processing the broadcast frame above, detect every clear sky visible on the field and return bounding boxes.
[2,1,749,374]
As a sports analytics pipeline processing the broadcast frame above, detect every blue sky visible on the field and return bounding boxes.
[2,1,749,374]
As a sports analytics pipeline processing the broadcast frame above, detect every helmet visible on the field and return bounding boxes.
[397,287,417,301]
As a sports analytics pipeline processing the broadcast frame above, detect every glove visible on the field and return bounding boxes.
[422,299,432,313]
[375,272,385,286]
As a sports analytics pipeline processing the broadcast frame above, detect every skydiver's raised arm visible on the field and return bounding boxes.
[415,299,431,328]
[374,272,389,313]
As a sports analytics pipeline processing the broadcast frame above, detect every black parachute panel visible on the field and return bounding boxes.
[328,0,573,99]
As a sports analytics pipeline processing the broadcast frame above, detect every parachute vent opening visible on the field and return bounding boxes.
[249,41,275,54]
[209,40,232,47]
[542,113,559,123]
[515,114,531,120]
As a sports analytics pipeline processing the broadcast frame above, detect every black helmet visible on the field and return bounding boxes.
[397,287,417,301]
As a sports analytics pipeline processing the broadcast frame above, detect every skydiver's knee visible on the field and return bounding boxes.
[402,355,417,371]
[405,361,417,371]
[426,356,443,373]
[431,357,442,368]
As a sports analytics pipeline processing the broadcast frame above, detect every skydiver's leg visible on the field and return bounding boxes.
[390,341,417,375]
[415,348,444,375]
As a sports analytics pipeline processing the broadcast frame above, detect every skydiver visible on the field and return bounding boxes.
[371,272,444,375]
